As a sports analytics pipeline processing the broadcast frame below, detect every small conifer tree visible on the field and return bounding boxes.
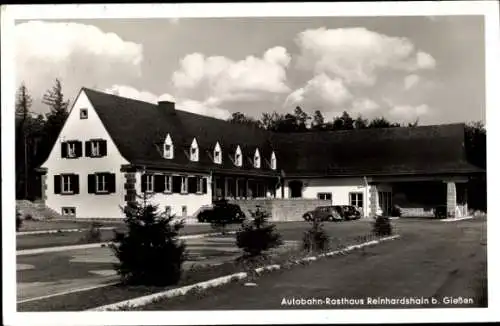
[111,192,186,286]
[302,216,330,253]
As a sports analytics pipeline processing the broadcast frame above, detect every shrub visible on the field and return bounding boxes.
[373,216,392,236]
[24,213,34,221]
[110,195,186,286]
[391,205,402,217]
[16,210,22,231]
[302,216,330,253]
[81,222,103,243]
[236,206,282,258]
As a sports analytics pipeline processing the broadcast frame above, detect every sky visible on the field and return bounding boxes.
[14,15,485,125]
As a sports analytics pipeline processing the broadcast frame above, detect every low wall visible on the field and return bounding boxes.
[399,207,435,218]
[230,198,327,222]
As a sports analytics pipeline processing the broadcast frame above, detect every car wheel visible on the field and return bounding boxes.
[304,214,312,221]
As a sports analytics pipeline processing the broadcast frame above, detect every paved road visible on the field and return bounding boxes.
[141,218,487,310]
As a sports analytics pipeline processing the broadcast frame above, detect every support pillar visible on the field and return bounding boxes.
[40,173,47,204]
[446,181,457,218]
[369,184,378,217]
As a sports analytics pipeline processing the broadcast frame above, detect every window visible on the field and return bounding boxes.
[165,206,172,216]
[163,134,174,159]
[254,149,261,169]
[88,173,116,194]
[181,176,188,194]
[213,142,222,164]
[54,174,79,195]
[80,108,88,119]
[85,139,107,157]
[96,174,107,193]
[190,138,199,162]
[61,141,82,159]
[62,207,76,216]
[182,205,187,217]
[197,177,203,194]
[144,174,154,193]
[271,151,277,170]
[350,192,364,209]
[317,192,332,201]
[164,175,172,193]
[235,146,242,167]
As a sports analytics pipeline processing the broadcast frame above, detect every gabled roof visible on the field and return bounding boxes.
[84,88,277,176]
[83,87,483,178]
[270,123,484,177]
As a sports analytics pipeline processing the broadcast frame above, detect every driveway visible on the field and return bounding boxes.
[141,218,487,310]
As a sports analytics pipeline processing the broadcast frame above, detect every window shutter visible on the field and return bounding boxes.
[141,174,147,193]
[153,175,165,192]
[88,174,96,194]
[85,141,91,157]
[72,174,80,194]
[61,142,67,158]
[75,142,83,158]
[202,178,208,194]
[188,177,197,194]
[108,173,116,193]
[54,175,61,194]
[172,176,182,193]
[100,140,107,157]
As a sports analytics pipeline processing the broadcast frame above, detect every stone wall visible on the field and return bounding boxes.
[230,198,327,222]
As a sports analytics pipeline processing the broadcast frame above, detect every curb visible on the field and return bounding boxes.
[88,234,400,311]
[16,231,238,256]
[440,216,473,222]
[17,227,116,236]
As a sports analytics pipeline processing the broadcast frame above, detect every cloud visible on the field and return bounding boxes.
[104,85,230,119]
[172,46,291,105]
[15,21,143,102]
[350,98,380,115]
[284,73,352,110]
[389,104,430,121]
[404,74,420,90]
[295,27,436,86]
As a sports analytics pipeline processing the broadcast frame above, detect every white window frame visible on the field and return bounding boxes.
[235,146,242,167]
[90,140,100,157]
[214,142,222,164]
[197,177,203,194]
[190,138,199,162]
[145,174,154,193]
[181,176,188,194]
[163,134,174,159]
[317,192,332,201]
[164,175,172,193]
[96,174,108,193]
[349,192,364,208]
[271,152,277,170]
[61,175,72,194]
[254,150,261,169]
[67,142,76,158]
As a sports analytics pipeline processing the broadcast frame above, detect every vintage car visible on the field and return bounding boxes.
[197,199,246,224]
[302,205,362,222]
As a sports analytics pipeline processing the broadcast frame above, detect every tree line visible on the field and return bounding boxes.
[16,79,70,200]
[227,106,419,132]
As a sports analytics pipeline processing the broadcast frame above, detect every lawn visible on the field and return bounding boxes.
[137,218,487,310]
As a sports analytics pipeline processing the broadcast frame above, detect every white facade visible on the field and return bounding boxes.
[276,177,393,218]
[41,90,129,218]
[132,172,213,217]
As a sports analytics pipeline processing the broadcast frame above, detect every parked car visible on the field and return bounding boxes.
[302,206,343,222]
[335,205,362,220]
[197,199,246,224]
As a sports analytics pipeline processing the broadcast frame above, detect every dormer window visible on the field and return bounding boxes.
[214,142,222,164]
[80,108,88,119]
[235,145,242,167]
[271,151,277,170]
[254,148,261,169]
[190,138,199,162]
[163,134,174,159]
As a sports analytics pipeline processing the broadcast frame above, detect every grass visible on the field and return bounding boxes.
[17,229,377,312]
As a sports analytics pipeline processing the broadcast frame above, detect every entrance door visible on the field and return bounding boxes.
[378,191,393,216]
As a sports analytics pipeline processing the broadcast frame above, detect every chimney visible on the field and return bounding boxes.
[158,100,176,115]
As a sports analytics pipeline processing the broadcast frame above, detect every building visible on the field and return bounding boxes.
[37,88,485,220]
